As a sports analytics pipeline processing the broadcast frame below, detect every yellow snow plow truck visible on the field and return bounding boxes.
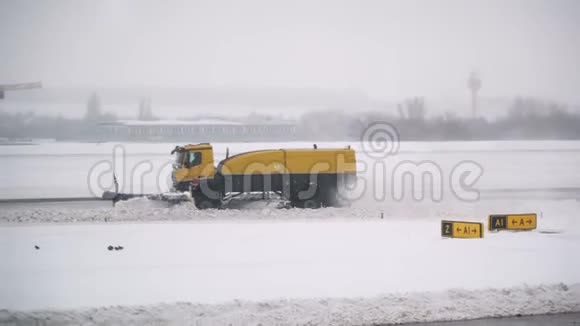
[171,143,357,209]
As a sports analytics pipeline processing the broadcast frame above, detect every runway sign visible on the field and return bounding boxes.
[441,220,484,239]
[488,213,537,231]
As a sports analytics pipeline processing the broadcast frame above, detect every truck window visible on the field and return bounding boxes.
[187,151,202,167]
[175,152,185,166]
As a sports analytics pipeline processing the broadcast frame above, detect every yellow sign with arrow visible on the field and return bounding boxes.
[488,214,537,231]
[441,220,484,238]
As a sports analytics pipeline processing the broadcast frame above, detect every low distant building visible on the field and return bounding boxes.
[98,119,298,142]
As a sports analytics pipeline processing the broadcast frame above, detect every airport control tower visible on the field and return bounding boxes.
[467,72,482,119]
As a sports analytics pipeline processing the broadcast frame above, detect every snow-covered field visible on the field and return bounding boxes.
[1,141,580,325]
[0,207,579,324]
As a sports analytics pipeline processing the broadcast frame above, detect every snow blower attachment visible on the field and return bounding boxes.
[105,143,357,209]
[102,172,191,206]
[102,189,191,206]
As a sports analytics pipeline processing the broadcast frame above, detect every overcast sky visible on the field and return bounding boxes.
[1,0,579,103]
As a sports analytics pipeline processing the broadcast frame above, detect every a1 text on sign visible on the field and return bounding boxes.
[488,214,537,231]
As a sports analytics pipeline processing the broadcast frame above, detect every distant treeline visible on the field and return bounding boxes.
[1,97,580,141]
[302,97,580,141]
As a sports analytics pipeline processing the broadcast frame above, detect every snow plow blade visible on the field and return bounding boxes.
[102,191,192,204]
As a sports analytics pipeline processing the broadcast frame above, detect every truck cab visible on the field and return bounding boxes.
[171,143,216,191]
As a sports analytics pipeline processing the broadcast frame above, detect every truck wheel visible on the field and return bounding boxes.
[195,199,217,209]
[303,199,321,209]
[174,182,191,192]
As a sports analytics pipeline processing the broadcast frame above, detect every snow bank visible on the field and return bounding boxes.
[2,283,579,325]
[2,197,579,233]
[0,198,380,224]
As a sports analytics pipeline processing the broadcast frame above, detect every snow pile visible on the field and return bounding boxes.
[2,283,579,325]
[0,200,382,224]
[2,197,579,233]
[0,206,114,223]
